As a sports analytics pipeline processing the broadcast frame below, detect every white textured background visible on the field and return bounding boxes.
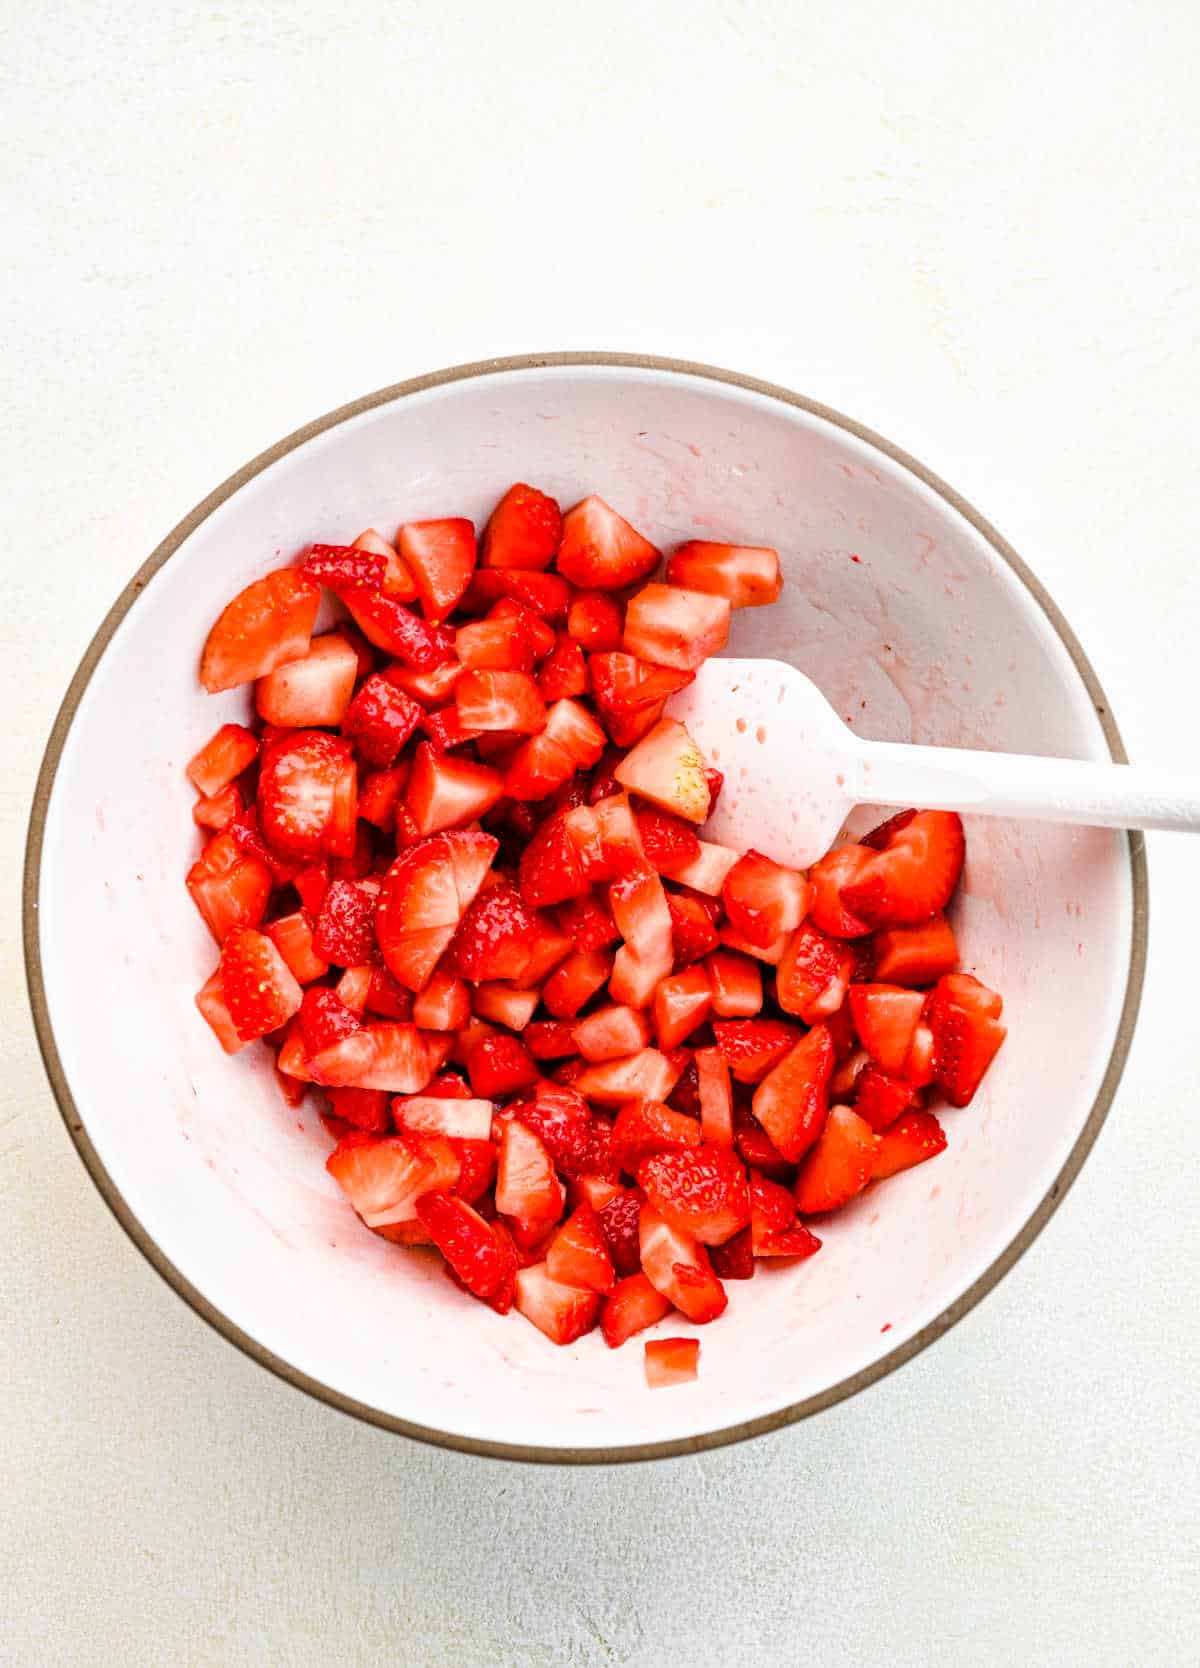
[3,2,1199,1663]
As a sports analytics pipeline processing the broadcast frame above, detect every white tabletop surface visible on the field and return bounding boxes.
[4,3,1198,1663]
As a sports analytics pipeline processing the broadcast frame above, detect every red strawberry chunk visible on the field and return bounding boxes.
[776,922,855,1022]
[574,1003,652,1063]
[195,968,244,1054]
[537,633,589,701]
[461,568,571,622]
[794,1105,880,1215]
[597,1188,643,1277]
[313,878,378,967]
[447,880,540,981]
[480,483,562,571]
[187,723,259,797]
[634,804,701,874]
[573,1050,682,1106]
[365,964,414,1020]
[660,838,739,895]
[665,892,721,966]
[722,850,811,948]
[499,1083,593,1176]
[200,569,320,693]
[638,1205,727,1324]
[219,926,303,1041]
[524,1021,579,1061]
[466,1032,539,1098]
[470,981,539,1030]
[639,1144,750,1245]
[652,967,712,1050]
[192,782,244,833]
[567,590,625,652]
[396,518,477,621]
[326,1131,440,1226]
[703,950,763,1017]
[339,582,456,669]
[644,1337,700,1387]
[696,1047,733,1146]
[375,831,498,991]
[734,1125,794,1182]
[266,911,329,984]
[665,541,782,608]
[456,669,547,734]
[712,1018,800,1084]
[455,617,536,672]
[710,1225,754,1279]
[853,1064,919,1132]
[613,718,711,823]
[751,1024,834,1162]
[405,743,505,836]
[848,984,926,1076]
[353,1023,445,1093]
[411,969,470,1031]
[840,810,966,928]
[324,1086,393,1134]
[542,947,613,1018]
[748,1170,797,1252]
[557,495,659,590]
[302,542,387,591]
[187,831,272,943]
[622,583,731,671]
[806,844,875,938]
[546,1203,615,1293]
[257,729,357,858]
[611,1100,702,1176]
[394,1093,492,1141]
[341,673,422,767]
[514,1262,601,1344]
[927,980,1007,1106]
[871,913,959,986]
[256,632,358,728]
[357,768,405,829]
[496,1120,565,1247]
[555,891,619,952]
[601,1271,673,1347]
[872,1110,948,1180]
[588,653,695,749]
[417,1191,516,1303]
[938,972,1004,1018]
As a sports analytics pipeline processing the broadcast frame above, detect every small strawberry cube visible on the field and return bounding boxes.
[326,1131,439,1227]
[573,1049,683,1107]
[722,850,811,948]
[871,913,959,987]
[416,1191,517,1306]
[751,1024,834,1162]
[695,1047,733,1146]
[638,1145,750,1245]
[644,1337,700,1387]
[480,483,562,571]
[660,839,740,896]
[567,590,625,652]
[396,518,477,621]
[455,617,536,672]
[496,1120,565,1248]
[352,1024,442,1093]
[703,950,763,1017]
[545,1203,616,1294]
[455,669,547,734]
[471,982,541,1031]
[461,567,572,622]
[926,977,1007,1106]
[871,1110,948,1180]
[652,967,712,1050]
[313,878,378,967]
[847,984,926,1076]
[639,1206,727,1323]
[219,926,303,1042]
[537,633,589,700]
[793,1105,881,1215]
[200,569,320,693]
[194,967,245,1054]
[186,722,259,797]
[574,1003,653,1063]
[840,810,966,928]
[588,652,695,748]
[514,1262,602,1345]
[601,1272,674,1347]
[405,743,505,836]
[187,831,272,943]
[712,1018,801,1083]
[542,947,615,1018]
[622,583,731,671]
[341,673,423,767]
[557,495,659,591]
[255,632,359,728]
[776,922,855,1022]
[613,718,711,823]
[412,969,471,1031]
[266,911,329,984]
[665,541,782,608]
[610,1099,702,1176]
[257,729,357,858]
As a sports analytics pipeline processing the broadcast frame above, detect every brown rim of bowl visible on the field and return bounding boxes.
[23,352,1148,1465]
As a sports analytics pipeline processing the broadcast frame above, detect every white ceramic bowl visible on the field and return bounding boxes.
[26,355,1146,1461]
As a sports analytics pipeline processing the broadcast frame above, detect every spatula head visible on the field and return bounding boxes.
[665,658,857,869]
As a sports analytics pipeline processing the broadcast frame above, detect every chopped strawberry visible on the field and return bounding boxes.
[302,542,386,591]
[546,1203,615,1294]
[589,794,647,877]
[194,967,245,1053]
[722,851,811,948]
[375,831,497,991]
[574,1003,653,1062]
[613,717,711,823]
[611,1100,702,1176]
[353,1023,444,1093]
[937,972,1004,1018]
[664,541,782,608]
[200,569,320,693]
[469,981,538,1031]
[601,1271,673,1347]
[449,1138,499,1206]
[623,583,731,671]
[644,1337,700,1387]
[257,729,357,858]
[411,969,470,1031]
[927,978,1007,1106]
[524,1020,579,1060]
[848,984,926,1076]
[712,1018,800,1084]
[664,892,720,966]
[609,867,673,969]
[776,922,854,1022]
[793,1105,881,1215]
[634,804,701,873]
[266,911,329,984]
[420,707,485,755]
[596,1188,643,1276]
[588,653,695,748]
[709,1225,754,1279]
[326,1130,440,1226]
[537,633,589,700]
[340,674,423,768]
[364,964,414,1020]
[638,1205,727,1324]
[461,567,571,622]
[508,916,572,989]
[456,669,547,734]
[555,891,619,952]
[350,527,418,601]
[392,518,476,622]
[447,880,539,981]
[504,696,606,799]
[500,1083,594,1176]
[806,844,875,937]
[496,1120,565,1247]
[567,590,624,652]
[660,838,739,895]
[747,1170,797,1251]
[871,913,959,987]
[704,950,763,1017]
[514,1262,601,1344]
[751,1024,834,1162]
[652,967,712,1049]
[852,1064,919,1132]
[639,1144,750,1245]
[187,723,259,797]
[255,632,358,728]
[840,810,966,928]
[695,1047,733,1146]
[324,1086,394,1134]
[219,926,303,1042]
[824,998,858,1063]
[480,484,562,571]
[557,495,659,590]
[456,616,536,673]
[733,1125,793,1182]
[187,831,272,943]
[312,878,377,967]
[192,781,244,832]
[872,1109,948,1180]
[416,1191,516,1304]
[354,768,402,830]
[573,1049,682,1106]
[405,742,505,836]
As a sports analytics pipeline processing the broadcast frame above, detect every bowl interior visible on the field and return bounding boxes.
[34,363,1135,1455]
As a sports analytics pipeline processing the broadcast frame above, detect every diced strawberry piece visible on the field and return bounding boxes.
[546,1203,615,1293]
[187,723,259,797]
[418,710,481,756]
[405,742,505,836]
[326,1130,439,1226]
[840,810,966,928]
[456,669,546,735]
[806,844,875,937]
[467,982,536,1031]
[609,866,673,966]
[466,1032,539,1098]
[455,618,536,672]
[353,1023,442,1093]
[662,892,717,967]
[384,658,464,707]
[595,1188,642,1276]
[776,922,854,1022]
[639,1144,750,1245]
[575,1047,684,1107]
[824,999,858,1067]
[722,851,811,948]
[461,568,571,621]
[751,1024,834,1162]
[719,925,790,964]
[445,1137,497,1207]
[364,964,414,1020]
[644,1337,700,1387]
[192,782,244,832]
[187,831,272,943]
[927,981,1007,1106]
[524,1021,578,1060]
[623,583,731,671]
[610,1100,702,1176]
[324,1086,393,1134]
[695,1047,733,1146]
[937,972,1004,1019]
[514,1262,601,1343]
[517,805,590,908]
[712,1018,801,1084]
[665,541,782,608]
[416,1191,516,1304]
[509,918,573,988]
[634,804,701,874]
[350,527,419,601]
[704,950,763,1017]
[420,1069,472,1099]
[312,878,377,966]
[256,730,357,858]
[340,674,422,768]
[588,653,695,748]
[200,569,320,693]
[853,1064,919,1132]
[302,542,386,591]
[588,795,647,878]
[266,911,328,984]
[357,768,405,829]
[710,1225,754,1279]
[485,598,557,660]
[480,484,562,571]
[872,1109,948,1180]
[496,1119,565,1247]
[557,495,658,591]
[601,1271,673,1347]
[747,1169,795,1249]
[567,590,624,651]
[536,949,608,1021]
[395,518,477,621]
[299,986,362,1054]
[504,697,605,800]
[734,1125,793,1181]
[555,891,619,952]
[500,1083,594,1175]
[661,839,739,895]
[254,632,357,728]
[756,1222,824,1259]
[613,718,711,823]
[274,1021,313,1083]
[574,1003,653,1063]
[794,1105,881,1214]
[195,967,245,1053]
[638,1205,727,1323]
[871,913,959,987]
[652,967,712,1049]
[410,968,470,1031]
[847,984,926,1076]
[344,588,456,669]
[219,926,303,1042]
[447,880,539,981]
[537,633,589,700]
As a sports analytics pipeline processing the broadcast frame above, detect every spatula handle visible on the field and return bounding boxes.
[857,740,1200,833]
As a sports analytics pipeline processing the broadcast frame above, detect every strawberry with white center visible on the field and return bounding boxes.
[614,718,711,823]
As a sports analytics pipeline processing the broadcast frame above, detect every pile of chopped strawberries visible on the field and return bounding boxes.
[188,484,1007,1384]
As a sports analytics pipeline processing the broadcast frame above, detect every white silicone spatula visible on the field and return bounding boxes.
[667,658,1197,870]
